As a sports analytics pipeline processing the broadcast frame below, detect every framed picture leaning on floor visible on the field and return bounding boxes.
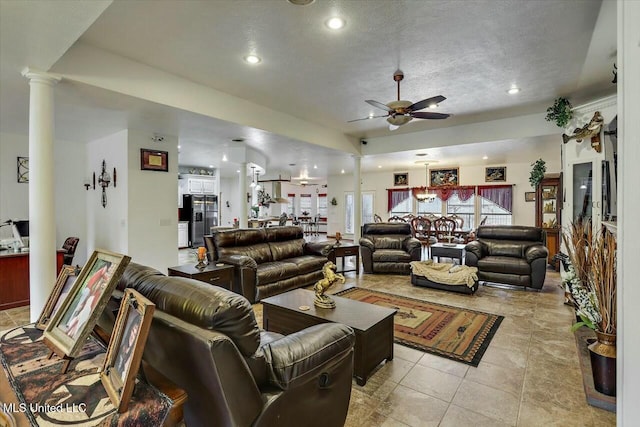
[100,289,155,413]
[36,265,80,330]
[44,250,131,358]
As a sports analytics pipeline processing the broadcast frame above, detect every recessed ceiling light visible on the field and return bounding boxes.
[244,55,261,64]
[325,17,346,30]
[177,145,181,149]
[209,165,214,168]
[378,165,382,168]
[287,0,315,5]
[507,86,520,94]
[341,169,345,174]
[313,165,317,169]
[236,170,241,173]
[482,155,488,160]
[222,154,228,162]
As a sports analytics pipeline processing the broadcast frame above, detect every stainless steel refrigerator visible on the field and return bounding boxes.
[181,194,218,247]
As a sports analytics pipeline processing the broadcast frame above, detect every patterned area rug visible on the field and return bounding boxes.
[0,324,172,426]
[335,288,503,366]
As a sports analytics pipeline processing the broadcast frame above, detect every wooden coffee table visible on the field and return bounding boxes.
[262,288,396,386]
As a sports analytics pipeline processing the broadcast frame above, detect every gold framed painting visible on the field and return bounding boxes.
[485,166,507,182]
[36,265,80,330]
[44,250,131,358]
[429,168,459,187]
[140,148,168,172]
[100,289,155,413]
[393,172,409,186]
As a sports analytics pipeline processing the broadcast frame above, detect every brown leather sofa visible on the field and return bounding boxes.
[98,263,355,427]
[205,226,334,303]
[464,225,548,290]
[359,223,422,274]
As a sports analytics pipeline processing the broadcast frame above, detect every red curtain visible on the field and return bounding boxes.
[411,186,427,199]
[478,185,513,212]
[387,188,410,211]
[456,186,476,201]
[413,185,476,202]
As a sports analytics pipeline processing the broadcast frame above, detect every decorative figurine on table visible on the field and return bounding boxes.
[334,231,342,247]
[195,246,207,269]
[313,261,345,309]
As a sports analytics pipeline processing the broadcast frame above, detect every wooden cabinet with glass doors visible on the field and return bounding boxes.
[535,173,562,271]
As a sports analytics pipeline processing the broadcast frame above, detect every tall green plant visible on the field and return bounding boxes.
[529,158,546,188]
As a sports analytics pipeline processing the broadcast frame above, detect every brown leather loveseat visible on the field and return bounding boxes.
[205,226,334,303]
[464,225,548,290]
[359,223,422,274]
[99,263,355,427]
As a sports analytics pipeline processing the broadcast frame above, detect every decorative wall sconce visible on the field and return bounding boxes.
[98,160,112,208]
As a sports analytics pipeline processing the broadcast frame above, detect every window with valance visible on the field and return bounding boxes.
[387,188,411,212]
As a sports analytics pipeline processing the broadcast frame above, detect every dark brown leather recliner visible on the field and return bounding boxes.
[205,226,334,303]
[464,225,548,290]
[359,223,422,274]
[98,263,355,427]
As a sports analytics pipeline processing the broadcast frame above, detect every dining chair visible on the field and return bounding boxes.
[433,217,457,243]
[373,214,383,223]
[387,215,407,223]
[410,217,437,259]
[62,237,79,265]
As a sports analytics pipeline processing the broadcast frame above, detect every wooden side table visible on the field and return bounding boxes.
[168,263,234,290]
[328,244,360,275]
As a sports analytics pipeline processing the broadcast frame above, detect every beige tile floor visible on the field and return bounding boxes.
[3,243,615,427]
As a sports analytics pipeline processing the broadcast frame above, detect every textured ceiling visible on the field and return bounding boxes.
[0,0,616,177]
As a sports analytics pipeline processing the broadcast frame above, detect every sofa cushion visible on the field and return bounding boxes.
[264,226,304,242]
[485,241,525,258]
[477,225,544,242]
[371,235,406,250]
[373,249,413,263]
[257,261,300,285]
[218,243,273,264]
[286,255,328,275]
[270,239,305,261]
[477,256,530,275]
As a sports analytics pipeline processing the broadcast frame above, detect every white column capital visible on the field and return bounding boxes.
[21,68,61,85]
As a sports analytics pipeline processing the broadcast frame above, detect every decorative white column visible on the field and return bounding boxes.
[22,69,61,322]
[239,163,248,228]
[353,156,362,243]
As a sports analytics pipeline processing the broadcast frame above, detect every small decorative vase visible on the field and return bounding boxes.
[588,331,616,396]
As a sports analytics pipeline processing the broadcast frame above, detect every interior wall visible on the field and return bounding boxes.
[126,129,178,271]
[219,176,241,227]
[0,131,88,265]
[327,140,561,235]
[86,130,128,256]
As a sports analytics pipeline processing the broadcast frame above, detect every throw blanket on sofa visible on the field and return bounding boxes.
[410,260,478,288]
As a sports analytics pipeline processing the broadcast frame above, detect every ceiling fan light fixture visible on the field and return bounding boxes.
[428,103,438,109]
[325,17,346,30]
[387,115,412,126]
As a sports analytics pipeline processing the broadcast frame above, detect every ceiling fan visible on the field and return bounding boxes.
[349,70,450,130]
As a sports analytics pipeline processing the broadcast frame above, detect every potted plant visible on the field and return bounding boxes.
[545,97,573,127]
[564,221,617,396]
[330,197,338,206]
[529,158,546,188]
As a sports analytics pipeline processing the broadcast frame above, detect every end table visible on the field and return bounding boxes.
[328,244,360,275]
[168,263,234,290]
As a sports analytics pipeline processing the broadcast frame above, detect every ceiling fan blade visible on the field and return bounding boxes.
[409,95,447,112]
[411,111,451,120]
[347,114,388,123]
[365,100,394,112]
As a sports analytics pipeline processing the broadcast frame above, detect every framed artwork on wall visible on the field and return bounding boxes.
[17,157,29,183]
[101,289,155,413]
[44,250,131,358]
[429,168,459,187]
[525,192,536,202]
[140,149,169,172]
[485,166,507,182]
[393,172,409,186]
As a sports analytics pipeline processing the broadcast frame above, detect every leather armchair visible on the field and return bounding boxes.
[360,223,421,274]
[99,263,355,427]
[464,225,548,289]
